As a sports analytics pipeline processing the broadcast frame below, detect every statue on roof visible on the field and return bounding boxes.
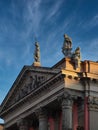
[62,34,81,69]
[72,47,81,69]
[34,41,40,62]
[62,34,72,57]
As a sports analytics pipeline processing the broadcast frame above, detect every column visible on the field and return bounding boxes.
[38,108,48,130]
[61,94,73,130]
[59,112,62,130]
[17,118,28,130]
[84,97,89,130]
[73,103,78,130]
[54,113,59,130]
[48,115,55,130]
[28,120,34,130]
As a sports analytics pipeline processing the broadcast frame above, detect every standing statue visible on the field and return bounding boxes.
[34,42,40,62]
[72,47,81,69]
[62,34,72,57]
[62,34,81,69]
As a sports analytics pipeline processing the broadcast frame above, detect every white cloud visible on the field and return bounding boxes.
[0,47,17,67]
[80,38,98,61]
[80,14,98,30]
[89,14,98,27]
[46,0,63,21]
[22,0,42,37]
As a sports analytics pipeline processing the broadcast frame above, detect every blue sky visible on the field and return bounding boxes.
[0,0,98,123]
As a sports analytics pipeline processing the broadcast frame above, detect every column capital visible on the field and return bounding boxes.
[17,118,27,126]
[58,91,73,108]
[17,118,28,130]
[35,107,48,119]
[88,96,98,110]
[62,97,73,108]
[37,107,48,130]
[88,96,98,105]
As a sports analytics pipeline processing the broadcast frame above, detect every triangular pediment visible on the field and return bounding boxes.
[0,65,58,113]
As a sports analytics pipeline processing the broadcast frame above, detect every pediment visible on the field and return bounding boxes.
[0,66,58,113]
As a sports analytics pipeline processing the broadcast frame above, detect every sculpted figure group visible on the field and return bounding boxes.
[62,34,81,69]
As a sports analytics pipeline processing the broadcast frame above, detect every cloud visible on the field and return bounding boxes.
[89,14,98,27]
[22,0,42,38]
[79,14,98,30]
[0,46,19,67]
[45,0,63,21]
[80,38,98,61]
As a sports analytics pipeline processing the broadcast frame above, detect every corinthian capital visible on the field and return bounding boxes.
[88,96,98,105]
[17,118,28,127]
[58,91,73,108]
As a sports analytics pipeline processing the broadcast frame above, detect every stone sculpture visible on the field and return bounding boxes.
[72,47,81,69]
[62,34,72,57]
[34,42,40,62]
[62,34,81,69]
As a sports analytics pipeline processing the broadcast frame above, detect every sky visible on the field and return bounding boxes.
[0,0,98,123]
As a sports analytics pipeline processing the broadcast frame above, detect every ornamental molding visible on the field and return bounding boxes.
[88,96,98,105]
[88,96,98,110]
[58,91,77,107]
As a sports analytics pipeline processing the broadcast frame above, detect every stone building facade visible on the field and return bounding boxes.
[0,35,98,130]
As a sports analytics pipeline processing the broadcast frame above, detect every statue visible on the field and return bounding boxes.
[72,47,81,69]
[62,34,72,57]
[34,42,40,62]
[62,34,81,69]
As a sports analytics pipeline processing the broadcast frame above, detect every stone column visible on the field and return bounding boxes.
[17,118,28,130]
[61,93,73,130]
[54,113,59,130]
[38,108,48,130]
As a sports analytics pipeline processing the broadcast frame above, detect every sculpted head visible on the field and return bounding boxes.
[64,34,72,43]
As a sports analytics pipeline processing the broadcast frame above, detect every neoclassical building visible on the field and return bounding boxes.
[0,35,98,130]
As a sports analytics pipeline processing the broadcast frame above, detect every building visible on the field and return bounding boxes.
[0,35,98,130]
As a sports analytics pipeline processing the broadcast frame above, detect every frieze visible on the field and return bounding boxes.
[5,74,47,109]
[88,96,98,110]
[15,75,46,101]
[88,96,98,105]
